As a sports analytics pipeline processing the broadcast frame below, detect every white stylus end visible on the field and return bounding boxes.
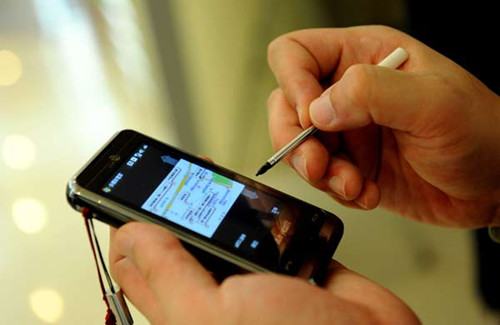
[377,47,409,69]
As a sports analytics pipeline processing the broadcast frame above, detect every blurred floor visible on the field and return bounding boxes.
[0,0,497,324]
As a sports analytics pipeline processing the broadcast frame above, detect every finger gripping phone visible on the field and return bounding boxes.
[67,130,343,285]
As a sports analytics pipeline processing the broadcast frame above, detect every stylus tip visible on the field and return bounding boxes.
[255,162,272,176]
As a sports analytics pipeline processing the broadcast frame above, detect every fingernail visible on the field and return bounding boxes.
[320,87,332,97]
[296,106,306,127]
[290,154,307,179]
[329,176,346,198]
[310,95,336,126]
[355,196,369,209]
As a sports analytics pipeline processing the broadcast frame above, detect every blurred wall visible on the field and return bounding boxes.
[148,0,334,172]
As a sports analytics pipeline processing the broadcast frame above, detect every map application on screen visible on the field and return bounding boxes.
[141,159,245,238]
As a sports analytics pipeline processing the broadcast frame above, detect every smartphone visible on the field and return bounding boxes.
[67,130,343,285]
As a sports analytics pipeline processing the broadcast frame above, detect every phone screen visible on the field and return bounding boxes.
[99,143,308,271]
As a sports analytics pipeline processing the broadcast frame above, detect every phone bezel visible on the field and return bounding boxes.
[67,130,343,281]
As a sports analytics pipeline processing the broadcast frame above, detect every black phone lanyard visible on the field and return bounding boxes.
[82,208,133,325]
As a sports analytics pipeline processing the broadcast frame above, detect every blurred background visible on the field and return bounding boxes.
[0,0,498,323]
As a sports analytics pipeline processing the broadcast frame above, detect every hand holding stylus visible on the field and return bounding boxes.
[266,25,500,228]
[257,47,408,176]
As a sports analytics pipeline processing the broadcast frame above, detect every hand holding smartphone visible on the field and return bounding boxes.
[67,130,343,285]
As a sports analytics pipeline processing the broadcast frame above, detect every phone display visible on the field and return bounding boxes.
[67,130,343,284]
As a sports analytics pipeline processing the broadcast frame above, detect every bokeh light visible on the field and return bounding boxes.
[29,288,64,323]
[1,134,36,170]
[12,198,47,234]
[0,50,23,86]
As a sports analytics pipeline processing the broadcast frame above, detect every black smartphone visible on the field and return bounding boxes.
[67,130,343,285]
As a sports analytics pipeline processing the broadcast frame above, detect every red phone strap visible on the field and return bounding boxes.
[82,208,118,325]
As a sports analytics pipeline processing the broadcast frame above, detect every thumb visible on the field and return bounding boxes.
[310,64,438,133]
[113,222,217,305]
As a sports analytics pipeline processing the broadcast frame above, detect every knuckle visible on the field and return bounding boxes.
[139,235,185,282]
[218,276,247,323]
[267,35,286,64]
[342,64,374,109]
[109,258,127,285]
[220,274,247,291]
[267,31,302,67]
[371,24,399,35]
[160,231,183,251]
[267,88,284,110]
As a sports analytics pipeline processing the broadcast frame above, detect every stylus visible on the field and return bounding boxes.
[256,47,409,176]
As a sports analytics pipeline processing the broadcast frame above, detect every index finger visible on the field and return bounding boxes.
[268,28,349,127]
[267,26,407,127]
